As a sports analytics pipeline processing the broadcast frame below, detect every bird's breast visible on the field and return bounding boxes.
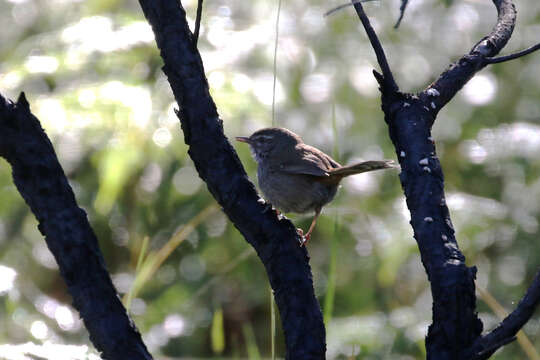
[257,165,338,214]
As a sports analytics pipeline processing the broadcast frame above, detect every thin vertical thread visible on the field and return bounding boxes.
[271,0,282,127]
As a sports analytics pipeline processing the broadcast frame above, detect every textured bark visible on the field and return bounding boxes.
[0,93,152,360]
[352,0,539,358]
[383,92,483,359]
[423,0,516,117]
[137,0,326,358]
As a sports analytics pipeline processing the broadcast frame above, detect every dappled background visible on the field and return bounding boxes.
[0,0,539,358]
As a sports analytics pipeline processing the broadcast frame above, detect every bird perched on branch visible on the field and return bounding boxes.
[236,127,395,245]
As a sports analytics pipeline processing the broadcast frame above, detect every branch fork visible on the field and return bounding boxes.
[351,0,540,357]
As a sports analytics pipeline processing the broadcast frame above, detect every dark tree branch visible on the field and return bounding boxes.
[0,93,152,360]
[193,0,203,46]
[425,0,516,114]
[137,1,326,359]
[394,0,409,29]
[357,4,483,358]
[485,42,540,64]
[380,94,484,360]
[352,0,399,93]
[474,336,516,360]
[467,270,540,360]
[353,0,539,358]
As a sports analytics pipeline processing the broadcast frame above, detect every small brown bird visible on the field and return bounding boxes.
[236,127,394,245]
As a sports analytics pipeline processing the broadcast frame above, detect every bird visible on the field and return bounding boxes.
[236,127,395,245]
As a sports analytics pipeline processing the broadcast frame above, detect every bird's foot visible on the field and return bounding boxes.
[296,228,311,246]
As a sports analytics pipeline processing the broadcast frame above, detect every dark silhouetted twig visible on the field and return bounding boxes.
[486,42,540,64]
[426,0,517,114]
[394,0,409,28]
[352,0,398,93]
[467,270,540,360]
[193,0,203,45]
[324,0,378,17]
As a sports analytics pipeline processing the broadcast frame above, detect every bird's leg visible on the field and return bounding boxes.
[300,208,321,246]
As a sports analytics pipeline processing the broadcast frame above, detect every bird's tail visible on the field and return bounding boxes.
[329,160,396,177]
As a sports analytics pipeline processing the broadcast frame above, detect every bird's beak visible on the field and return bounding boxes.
[235,136,251,144]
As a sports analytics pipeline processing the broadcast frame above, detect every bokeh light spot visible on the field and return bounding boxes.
[0,265,17,294]
[163,314,186,337]
[152,127,172,147]
[55,305,75,330]
[25,56,59,74]
[462,74,497,105]
[173,166,202,195]
[30,320,48,340]
[300,73,332,103]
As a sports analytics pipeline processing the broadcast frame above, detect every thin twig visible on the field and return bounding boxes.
[427,0,516,118]
[476,336,517,358]
[324,0,378,17]
[352,0,398,92]
[193,0,203,46]
[467,269,540,359]
[486,43,540,64]
[477,286,540,359]
[394,0,409,28]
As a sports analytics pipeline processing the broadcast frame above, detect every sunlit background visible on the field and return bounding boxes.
[0,0,539,358]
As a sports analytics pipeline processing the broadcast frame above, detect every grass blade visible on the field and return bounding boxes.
[243,322,261,360]
[324,217,338,325]
[123,204,218,305]
[125,235,149,311]
[324,101,340,325]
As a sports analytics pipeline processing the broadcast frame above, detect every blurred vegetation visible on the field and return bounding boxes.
[0,0,539,359]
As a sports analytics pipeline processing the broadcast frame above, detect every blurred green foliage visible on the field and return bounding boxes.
[0,0,539,359]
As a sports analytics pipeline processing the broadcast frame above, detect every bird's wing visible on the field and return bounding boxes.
[277,145,340,177]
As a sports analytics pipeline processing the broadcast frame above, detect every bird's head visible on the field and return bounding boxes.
[236,127,302,163]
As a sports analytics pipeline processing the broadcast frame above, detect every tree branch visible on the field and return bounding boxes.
[351,2,526,360]
[0,93,152,360]
[485,42,540,64]
[323,0,378,17]
[137,1,326,358]
[425,0,516,113]
[467,269,540,360]
[394,0,409,29]
[353,0,539,357]
[193,0,203,46]
[352,0,399,93]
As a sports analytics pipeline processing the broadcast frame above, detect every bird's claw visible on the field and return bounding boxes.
[297,228,310,246]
